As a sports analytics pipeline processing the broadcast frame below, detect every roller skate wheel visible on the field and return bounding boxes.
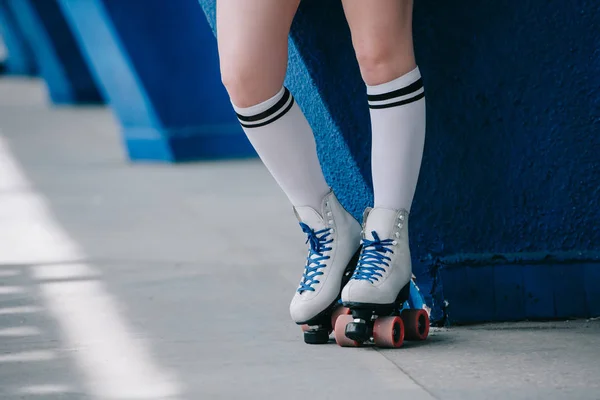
[330,306,351,330]
[300,324,310,333]
[334,315,360,347]
[401,309,430,341]
[303,327,330,345]
[373,316,404,348]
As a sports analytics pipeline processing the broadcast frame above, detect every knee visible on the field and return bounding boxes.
[220,65,261,108]
[220,61,285,108]
[354,41,416,86]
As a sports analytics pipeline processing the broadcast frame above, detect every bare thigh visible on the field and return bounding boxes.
[341,0,416,85]
[217,0,300,107]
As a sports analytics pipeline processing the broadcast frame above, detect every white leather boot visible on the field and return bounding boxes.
[341,207,412,308]
[289,190,362,335]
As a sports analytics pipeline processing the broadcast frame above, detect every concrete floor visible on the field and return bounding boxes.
[0,78,598,400]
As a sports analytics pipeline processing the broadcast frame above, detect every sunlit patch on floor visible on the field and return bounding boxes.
[0,286,25,295]
[0,134,183,399]
[0,326,40,337]
[15,384,73,395]
[0,306,42,315]
[0,351,56,363]
[0,269,20,278]
[32,263,98,281]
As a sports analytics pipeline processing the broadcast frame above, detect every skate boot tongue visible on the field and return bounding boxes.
[294,206,327,231]
[363,208,402,240]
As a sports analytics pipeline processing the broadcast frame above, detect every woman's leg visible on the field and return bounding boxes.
[341,0,425,309]
[341,0,425,213]
[217,0,329,211]
[217,1,362,337]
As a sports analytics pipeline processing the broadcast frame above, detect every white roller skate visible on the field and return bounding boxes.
[336,207,430,348]
[290,190,362,344]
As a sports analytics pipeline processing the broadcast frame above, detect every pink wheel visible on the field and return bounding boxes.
[331,306,351,330]
[401,309,430,341]
[373,316,404,348]
[334,315,360,347]
[300,324,310,333]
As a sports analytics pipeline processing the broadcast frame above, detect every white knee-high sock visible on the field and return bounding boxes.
[367,67,426,212]
[232,87,330,210]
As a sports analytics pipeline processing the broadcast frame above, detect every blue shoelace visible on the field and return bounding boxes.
[297,222,333,293]
[352,231,394,283]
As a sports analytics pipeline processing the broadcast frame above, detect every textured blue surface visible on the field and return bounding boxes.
[553,264,587,318]
[440,252,600,322]
[522,265,555,320]
[5,0,100,103]
[442,255,600,323]
[585,264,600,317]
[59,0,254,162]
[0,0,37,75]
[198,0,600,323]
[493,265,526,321]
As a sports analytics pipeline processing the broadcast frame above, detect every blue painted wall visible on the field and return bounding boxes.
[59,0,254,162]
[199,0,600,323]
[0,0,37,75]
[5,0,101,103]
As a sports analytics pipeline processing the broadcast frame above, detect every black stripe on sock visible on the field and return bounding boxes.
[236,88,291,123]
[367,78,423,103]
[368,91,425,110]
[239,96,295,128]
